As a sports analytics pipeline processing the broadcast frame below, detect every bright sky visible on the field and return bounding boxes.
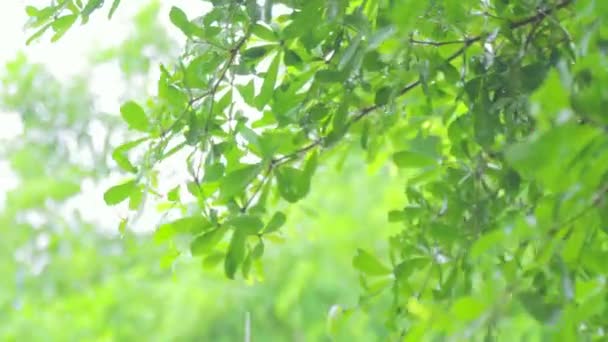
[0,1,204,233]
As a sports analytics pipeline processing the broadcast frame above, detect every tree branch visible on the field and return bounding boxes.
[257,0,574,204]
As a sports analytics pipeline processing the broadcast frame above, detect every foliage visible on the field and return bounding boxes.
[1,3,391,341]
[21,0,608,340]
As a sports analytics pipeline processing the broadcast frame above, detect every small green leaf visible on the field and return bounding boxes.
[225,215,264,235]
[202,252,225,269]
[120,101,149,132]
[237,80,256,106]
[203,163,225,183]
[518,292,561,323]
[220,164,262,200]
[81,0,103,22]
[263,211,286,234]
[111,137,148,173]
[255,52,281,109]
[241,252,253,279]
[352,248,391,276]
[338,34,362,70]
[242,45,273,60]
[128,188,143,210]
[104,180,137,205]
[190,227,228,256]
[167,186,180,201]
[155,216,213,243]
[50,15,77,41]
[108,0,121,19]
[169,6,192,37]
[275,166,310,203]
[27,23,52,45]
[118,218,127,235]
[25,6,38,16]
[374,86,392,106]
[252,23,277,41]
[284,49,303,67]
[225,231,247,279]
[251,240,264,259]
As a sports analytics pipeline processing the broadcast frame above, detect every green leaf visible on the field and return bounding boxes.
[50,15,77,41]
[338,34,362,70]
[26,24,52,45]
[392,150,436,169]
[251,240,264,259]
[190,227,228,256]
[352,249,391,276]
[169,6,192,36]
[219,163,262,200]
[120,101,149,132]
[275,166,310,203]
[225,215,264,235]
[263,211,286,234]
[155,216,213,243]
[111,137,148,173]
[128,188,143,210]
[203,163,225,183]
[81,0,103,22]
[202,252,225,269]
[283,49,303,67]
[103,180,137,205]
[185,55,221,89]
[108,0,121,19]
[118,218,127,235]
[374,86,392,106]
[255,52,281,109]
[224,231,247,279]
[252,23,277,41]
[167,186,180,201]
[518,292,561,323]
[242,45,273,60]
[237,80,256,106]
[25,6,38,16]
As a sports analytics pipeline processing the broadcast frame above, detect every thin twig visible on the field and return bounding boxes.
[242,164,272,211]
[409,38,475,47]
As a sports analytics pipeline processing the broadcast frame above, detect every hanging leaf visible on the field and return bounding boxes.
[220,164,262,200]
[352,249,392,276]
[255,52,281,109]
[120,101,149,132]
[103,180,137,205]
[224,231,247,279]
[263,211,286,234]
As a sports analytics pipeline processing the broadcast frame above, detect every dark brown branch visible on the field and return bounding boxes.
[508,0,572,29]
[272,139,321,165]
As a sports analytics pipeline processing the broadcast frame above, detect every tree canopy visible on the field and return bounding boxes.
[9,0,608,339]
